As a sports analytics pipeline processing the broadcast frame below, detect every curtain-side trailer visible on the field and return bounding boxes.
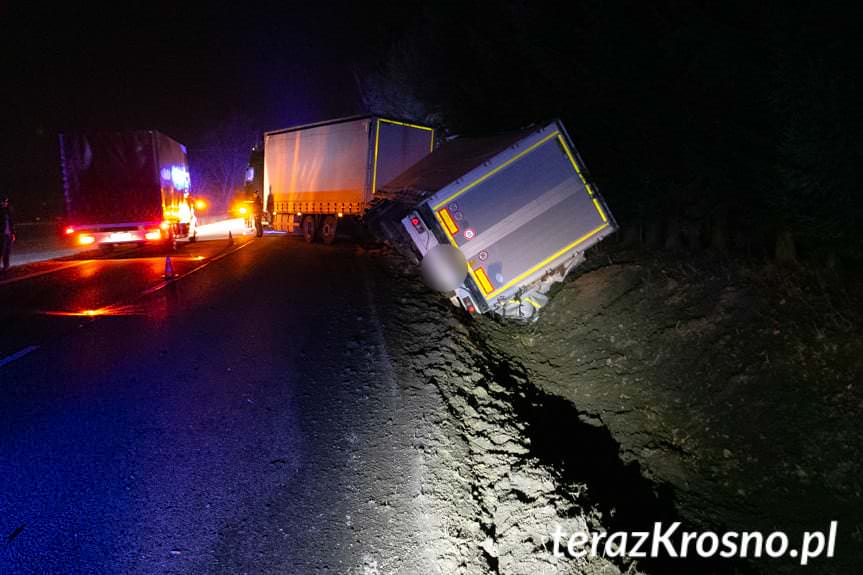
[263,115,435,243]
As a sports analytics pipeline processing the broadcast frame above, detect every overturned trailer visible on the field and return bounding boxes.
[369,120,617,320]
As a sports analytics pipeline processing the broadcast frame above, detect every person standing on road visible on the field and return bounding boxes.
[1,197,15,273]
[265,190,274,230]
[252,191,264,238]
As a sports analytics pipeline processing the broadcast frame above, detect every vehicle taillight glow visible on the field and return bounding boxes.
[238,206,248,215]
[145,230,161,241]
[409,213,426,234]
[64,226,75,235]
[78,234,95,245]
[195,199,207,210]
[462,296,478,315]
[160,221,170,230]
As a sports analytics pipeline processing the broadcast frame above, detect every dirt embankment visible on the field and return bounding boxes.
[368,248,637,575]
[477,247,863,574]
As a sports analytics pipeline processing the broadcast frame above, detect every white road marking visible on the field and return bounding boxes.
[1,238,257,369]
[0,345,40,369]
[139,238,256,297]
[0,260,93,286]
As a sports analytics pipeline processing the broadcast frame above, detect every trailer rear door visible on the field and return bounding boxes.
[426,122,614,305]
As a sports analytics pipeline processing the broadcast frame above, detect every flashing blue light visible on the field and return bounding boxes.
[171,166,190,191]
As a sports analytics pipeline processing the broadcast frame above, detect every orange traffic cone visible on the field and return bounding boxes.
[227,230,234,246]
[163,256,175,279]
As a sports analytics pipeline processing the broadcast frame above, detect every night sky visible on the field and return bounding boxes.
[4,0,861,261]
[2,1,407,217]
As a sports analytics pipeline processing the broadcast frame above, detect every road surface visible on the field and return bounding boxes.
[0,233,639,575]
[0,235,443,574]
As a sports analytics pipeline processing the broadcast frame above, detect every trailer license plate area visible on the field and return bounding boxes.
[109,232,134,242]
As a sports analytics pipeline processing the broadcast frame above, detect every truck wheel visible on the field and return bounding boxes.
[302,215,317,243]
[320,216,338,244]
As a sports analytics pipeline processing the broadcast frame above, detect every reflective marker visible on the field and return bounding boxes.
[474,266,495,294]
[438,208,459,235]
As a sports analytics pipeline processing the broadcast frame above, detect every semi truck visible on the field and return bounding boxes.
[369,119,618,320]
[263,115,435,243]
[59,130,197,249]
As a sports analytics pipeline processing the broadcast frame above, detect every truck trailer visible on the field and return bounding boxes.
[59,130,197,249]
[263,115,435,243]
[370,120,617,320]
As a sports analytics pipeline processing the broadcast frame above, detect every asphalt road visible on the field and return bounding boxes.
[0,235,435,574]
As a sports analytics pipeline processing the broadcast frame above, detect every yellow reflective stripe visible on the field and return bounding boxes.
[558,134,608,222]
[437,208,459,235]
[474,267,495,294]
[557,134,585,178]
[525,297,542,310]
[487,223,609,298]
[557,134,598,199]
[433,132,559,211]
[379,118,435,132]
[429,129,435,153]
[371,119,381,194]
[593,198,608,222]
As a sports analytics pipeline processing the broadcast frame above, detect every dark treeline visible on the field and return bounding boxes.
[360,1,863,266]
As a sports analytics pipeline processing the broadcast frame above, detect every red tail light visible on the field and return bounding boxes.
[409,214,426,233]
[462,296,478,315]
[64,226,75,235]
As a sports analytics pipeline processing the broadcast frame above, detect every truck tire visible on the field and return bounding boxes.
[302,215,317,243]
[320,215,338,244]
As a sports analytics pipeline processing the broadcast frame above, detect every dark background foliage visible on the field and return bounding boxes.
[4,1,860,263]
[360,1,863,264]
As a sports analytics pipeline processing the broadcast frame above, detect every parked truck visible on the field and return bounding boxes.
[369,119,618,320]
[263,115,435,243]
[59,130,197,249]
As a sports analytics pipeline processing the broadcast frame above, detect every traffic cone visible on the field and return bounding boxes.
[227,230,234,246]
[163,256,175,279]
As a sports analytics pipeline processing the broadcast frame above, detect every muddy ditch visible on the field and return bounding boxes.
[471,246,863,575]
[472,333,755,575]
[369,246,772,574]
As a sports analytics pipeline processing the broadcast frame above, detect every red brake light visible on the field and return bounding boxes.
[462,296,478,315]
[409,214,426,233]
[64,226,75,235]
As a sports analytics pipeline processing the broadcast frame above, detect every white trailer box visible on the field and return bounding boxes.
[264,115,434,242]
